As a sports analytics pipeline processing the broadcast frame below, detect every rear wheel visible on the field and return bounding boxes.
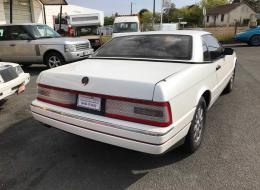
[44,52,64,69]
[249,35,260,46]
[224,68,235,94]
[184,97,207,153]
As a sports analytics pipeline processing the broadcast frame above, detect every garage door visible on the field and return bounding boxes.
[4,0,10,23]
[4,0,32,24]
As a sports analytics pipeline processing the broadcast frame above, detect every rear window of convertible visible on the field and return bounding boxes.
[93,34,193,60]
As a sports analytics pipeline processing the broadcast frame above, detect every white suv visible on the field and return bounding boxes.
[0,24,94,68]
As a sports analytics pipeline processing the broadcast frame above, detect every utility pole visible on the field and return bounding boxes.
[59,5,63,31]
[203,0,207,28]
[153,0,156,26]
[131,2,133,15]
[160,0,163,27]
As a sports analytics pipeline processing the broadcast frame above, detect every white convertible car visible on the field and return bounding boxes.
[31,31,237,154]
[0,62,30,100]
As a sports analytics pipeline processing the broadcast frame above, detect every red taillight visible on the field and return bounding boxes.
[105,99,172,127]
[37,84,172,127]
[68,26,74,36]
[37,84,76,108]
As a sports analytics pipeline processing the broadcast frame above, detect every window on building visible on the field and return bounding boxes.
[214,16,217,25]
[207,16,209,23]
[221,14,225,22]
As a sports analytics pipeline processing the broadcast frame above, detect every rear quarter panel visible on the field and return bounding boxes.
[153,63,217,127]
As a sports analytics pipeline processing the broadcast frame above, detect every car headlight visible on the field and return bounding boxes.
[0,75,4,83]
[15,65,24,75]
[64,44,77,52]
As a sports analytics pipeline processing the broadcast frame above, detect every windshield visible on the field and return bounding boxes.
[93,35,192,60]
[27,25,61,39]
[113,22,138,33]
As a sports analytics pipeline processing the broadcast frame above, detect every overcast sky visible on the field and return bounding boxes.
[67,0,200,16]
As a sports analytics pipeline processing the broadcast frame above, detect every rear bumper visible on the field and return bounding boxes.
[31,100,192,154]
[0,73,30,100]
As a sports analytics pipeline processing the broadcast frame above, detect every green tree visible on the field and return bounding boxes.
[140,11,153,31]
[142,11,153,23]
[201,0,229,8]
[164,4,203,26]
[104,16,115,26]
[185,5,203,26]
[139,9,149,20]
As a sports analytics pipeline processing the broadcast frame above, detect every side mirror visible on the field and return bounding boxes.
[223,48,234,55]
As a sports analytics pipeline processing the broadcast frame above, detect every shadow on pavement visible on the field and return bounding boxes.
[22,65,47,77]
[0,118,189,190]
[0,99,8,111]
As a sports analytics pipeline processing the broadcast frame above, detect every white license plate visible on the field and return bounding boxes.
[18,84,25,94]
[77,94,101,111]
[83,50,92,56]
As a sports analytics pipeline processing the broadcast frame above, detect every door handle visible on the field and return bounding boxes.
[10,44,16,47]
[216,65,221,71]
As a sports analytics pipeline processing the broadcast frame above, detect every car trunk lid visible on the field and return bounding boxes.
[38,59,190,100]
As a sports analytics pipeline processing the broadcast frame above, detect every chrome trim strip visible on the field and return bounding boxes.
[31,103,174,137]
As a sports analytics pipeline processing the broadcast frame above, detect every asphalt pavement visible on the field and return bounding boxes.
[0,45,260,190]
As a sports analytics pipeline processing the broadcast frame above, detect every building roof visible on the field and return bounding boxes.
[45,4,104,15]
[207,3,241,16]
[39,0,68,5]
[207,2,256,16]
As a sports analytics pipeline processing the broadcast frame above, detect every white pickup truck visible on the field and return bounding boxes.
[31,31,237,155]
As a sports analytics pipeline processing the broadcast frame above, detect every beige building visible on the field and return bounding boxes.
[206,2,256,26]
[0,0,67,25]
[0,0,104,30]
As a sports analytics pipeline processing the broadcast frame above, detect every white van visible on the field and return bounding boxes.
[112,16,140,37]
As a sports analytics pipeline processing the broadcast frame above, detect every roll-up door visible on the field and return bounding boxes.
[3,0,32,24]
[3,0,10,23]
[13,0,32,23]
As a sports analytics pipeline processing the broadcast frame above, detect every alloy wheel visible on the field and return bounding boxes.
[193,106,204,144]
[48,55,62,68]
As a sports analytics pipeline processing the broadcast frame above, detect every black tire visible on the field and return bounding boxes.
[249,35,260,46]
[184,97,207,153]
[44,52,64,69]
[223,68,236,94]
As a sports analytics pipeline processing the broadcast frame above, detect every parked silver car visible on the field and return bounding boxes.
[0,24,94,68]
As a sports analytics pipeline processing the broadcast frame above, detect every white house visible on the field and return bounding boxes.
[0,0,103,27]
[206,2,256,26]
